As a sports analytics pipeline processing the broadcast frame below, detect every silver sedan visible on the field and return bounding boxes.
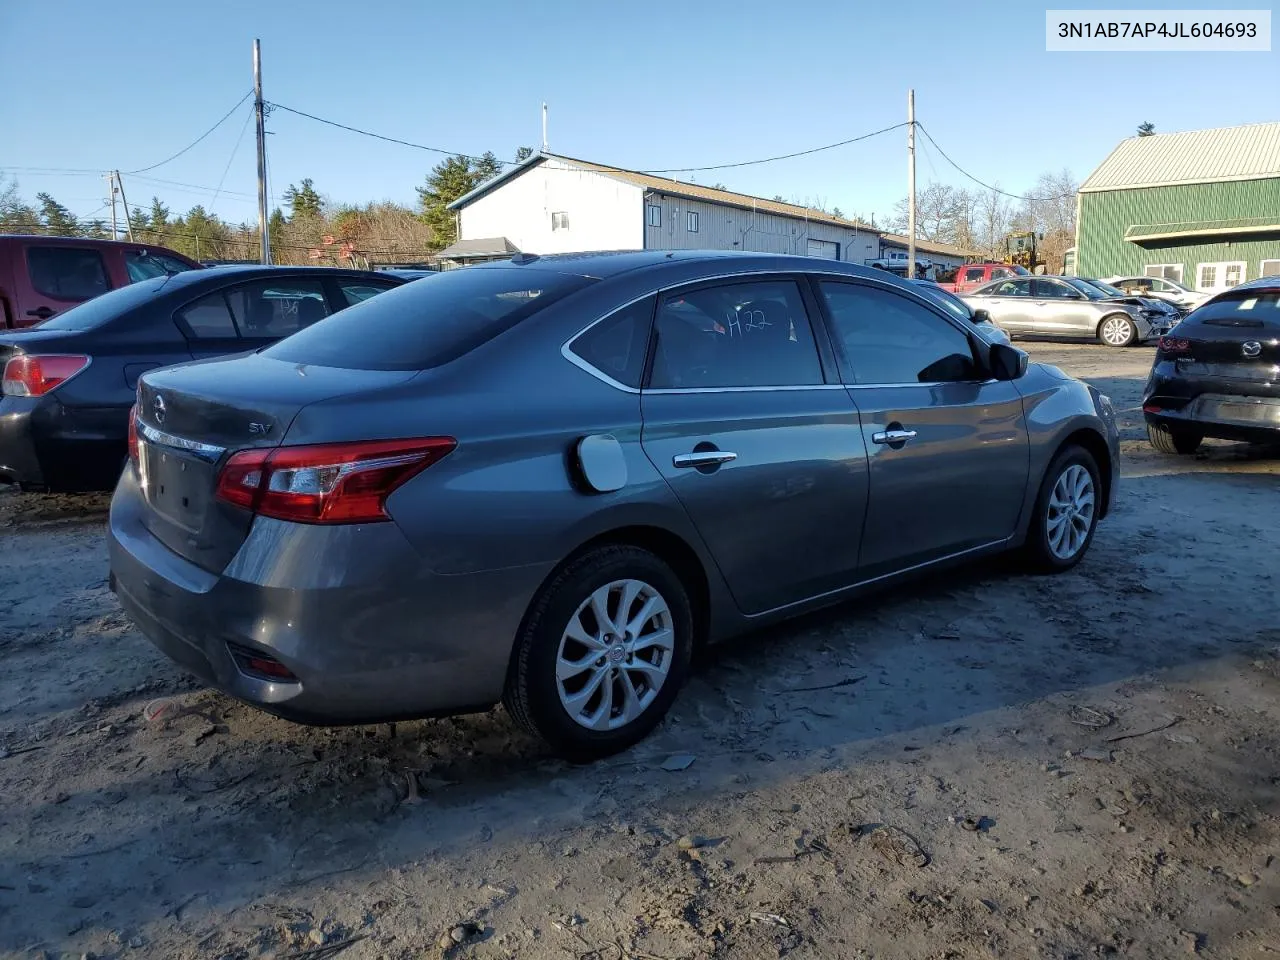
[963,275,1175,347]
[109,252,1120,760]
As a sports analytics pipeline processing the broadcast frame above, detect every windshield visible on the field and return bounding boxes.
[1085,279,1127,297]
[33,278,169,330]
[1064,278,1107,300]
[265,266,595,370]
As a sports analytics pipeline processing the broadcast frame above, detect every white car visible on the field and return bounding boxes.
[1101,275,1207,313]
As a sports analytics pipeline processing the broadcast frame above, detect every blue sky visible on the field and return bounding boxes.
[2,0,1276,226]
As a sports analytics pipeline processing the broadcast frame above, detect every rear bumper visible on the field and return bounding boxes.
[0,395,128,490]
[1144,366,1280,443]
[107,467,552,725]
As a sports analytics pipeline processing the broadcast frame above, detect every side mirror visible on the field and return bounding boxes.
[972,308,992,324]
[989,342,1029,381]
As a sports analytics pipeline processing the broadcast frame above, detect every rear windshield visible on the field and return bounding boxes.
[34,278,169,330]
[1186,291,1280,328]
[264,267,595,370]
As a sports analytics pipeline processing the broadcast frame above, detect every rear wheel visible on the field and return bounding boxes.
[1023,445,1101,573]
[504,545,693,761]
[1147,421,1202,455]
[1097,313,1137,347]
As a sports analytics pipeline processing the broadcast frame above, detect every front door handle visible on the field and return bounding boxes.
[872,429,918,445]
[673,451,737,469]
[26,307,54,320]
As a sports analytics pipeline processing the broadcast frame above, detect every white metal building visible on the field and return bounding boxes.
[448,153,882,263]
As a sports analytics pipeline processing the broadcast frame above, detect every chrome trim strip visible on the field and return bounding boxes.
[646,384,846,394]
[136,420,227,460]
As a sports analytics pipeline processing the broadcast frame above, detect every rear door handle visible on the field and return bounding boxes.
[872,429,917,445]
[673,451,737,468]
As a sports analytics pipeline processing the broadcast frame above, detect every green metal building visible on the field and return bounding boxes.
[1075,121,1280,293]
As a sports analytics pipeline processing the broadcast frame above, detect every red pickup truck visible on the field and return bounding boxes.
[0,235,200,328]
[935,262,1029,295]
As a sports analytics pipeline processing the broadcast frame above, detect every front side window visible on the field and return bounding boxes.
[26,246,110,301]
[820,281,980,386]
[1034,279,1077,299]
[963,267,985,282]
[568,296,654,389]
[125,250,195,282]
[177,292,239,339]
[339,280,397,307]
[649,280,823,389]
[224,279,331,338]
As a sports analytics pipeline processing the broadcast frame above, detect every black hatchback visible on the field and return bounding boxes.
[1143,276,1280,454]
[0,266,404,490]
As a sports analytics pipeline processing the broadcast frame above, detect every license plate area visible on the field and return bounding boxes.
[138,437,219,533]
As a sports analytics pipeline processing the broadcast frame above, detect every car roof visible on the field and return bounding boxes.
[160,264,399,288]
[464,249,898,284]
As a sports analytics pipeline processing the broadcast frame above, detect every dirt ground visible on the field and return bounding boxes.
[2,342,1278,960]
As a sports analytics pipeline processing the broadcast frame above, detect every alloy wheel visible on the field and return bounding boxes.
[555,579,674,731]
[1046,464,1095,560]
[1100,316,1133,346]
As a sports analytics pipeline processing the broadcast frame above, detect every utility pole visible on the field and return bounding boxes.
[104,172,119,241]
[114,171,135,241]
[254,38,271,264]
[541,102,548,153]
[907,88,916,280]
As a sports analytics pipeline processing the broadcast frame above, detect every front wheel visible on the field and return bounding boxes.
[1023,446,1101,573]
[1148,422,1202,455]
[503,545,693,761]
[1097,313,1137,347]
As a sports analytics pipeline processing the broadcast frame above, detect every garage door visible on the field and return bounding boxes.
[806,239,839,259]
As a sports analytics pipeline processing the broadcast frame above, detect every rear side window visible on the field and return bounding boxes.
[177,292,239,338]
[26,247,110,301]
[265,267,594,370]
[963,267,985,282]
[1187,291,1280,328]
[569,296,654,388]
[649,279,824,389]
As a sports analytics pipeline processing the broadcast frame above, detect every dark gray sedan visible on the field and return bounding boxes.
[108,251,1120,759]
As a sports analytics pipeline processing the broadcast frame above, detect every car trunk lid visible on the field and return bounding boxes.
[134,353,418,572]
[1167,290,1280,383]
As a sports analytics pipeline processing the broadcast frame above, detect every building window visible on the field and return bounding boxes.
[1198,264,1217,289]
[1225,263,1244,287]
[551,211,569,231]
[687,211,698,233]
[647,204,662,228]
[1262,259,1280,276]
[1144,263,1184,283]
[1197,261,1246,292]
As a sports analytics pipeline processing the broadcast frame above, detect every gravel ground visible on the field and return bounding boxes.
[1,342,1278,960]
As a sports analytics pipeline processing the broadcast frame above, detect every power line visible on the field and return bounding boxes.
[123,91,253,174]
[915,123,1073,202]
[268,100,908,174]
[211,106,256,212]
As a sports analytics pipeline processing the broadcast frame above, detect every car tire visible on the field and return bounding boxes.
[1147,422,1202,455]
[1023,445,1102,573]
[503,544,693,761]
[1097,313,1137,347]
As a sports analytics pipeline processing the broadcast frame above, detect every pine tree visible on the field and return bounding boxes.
[36,192,79,236]
[1137,121,1156,136]
[472,151,502,184]
[515,146,534,162]
[417,155,481,250]
[283,178,322,219]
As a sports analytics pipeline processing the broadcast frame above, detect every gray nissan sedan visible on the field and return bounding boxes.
[108,251,1120,760]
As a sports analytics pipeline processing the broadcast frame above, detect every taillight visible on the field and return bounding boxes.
[1157,336,1192,355]
[214,437,456,524]
[1,354,91,397]
[127,405,139,466]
